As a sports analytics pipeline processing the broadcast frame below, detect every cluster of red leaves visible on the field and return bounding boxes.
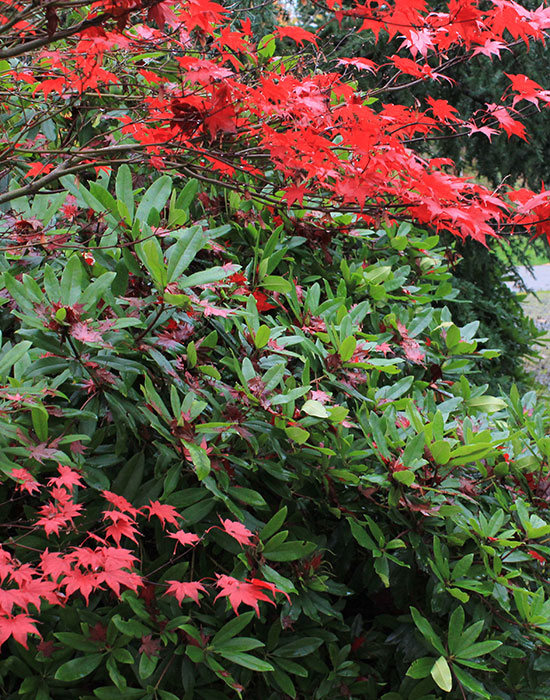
[1,467,284,648]
[4,0,550,243]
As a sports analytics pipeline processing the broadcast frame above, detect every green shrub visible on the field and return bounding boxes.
[2,173,550,700]
[444,238,543,393]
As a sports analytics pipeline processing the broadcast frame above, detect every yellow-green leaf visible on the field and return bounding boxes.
[431,656,452,692]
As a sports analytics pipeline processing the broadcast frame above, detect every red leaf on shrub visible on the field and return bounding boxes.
[252,290,276,312]
[70,321,104,345]
[165,580,206,605]
[63,568,100,604]
[36,498,83,536]
[47,465,84,490]
[144,500,181,528]
[214,574,287,616]
[528,549,545,563]
[275,26,318,46]
[102,490,140,517]
[11,468,41,495]
[17,578,59,609]
[98,565,142,597]
[167,530,200,551]
[140,634,161,658]
[40,549,71,580]
[0,613,41,649]
[103,511,140,545]
[36,639,57,657]
[217,517,254,546]
[24,163,54,179]
[204,83,236,139]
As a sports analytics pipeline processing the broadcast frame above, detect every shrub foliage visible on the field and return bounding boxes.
[4,0,550,698]
[0,175,549,700]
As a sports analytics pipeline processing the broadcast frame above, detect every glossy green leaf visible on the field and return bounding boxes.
[55,653,104,681]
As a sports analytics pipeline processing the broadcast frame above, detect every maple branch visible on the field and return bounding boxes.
[0,0,165,60]
[0,161,89,206]
[0,12,111,60]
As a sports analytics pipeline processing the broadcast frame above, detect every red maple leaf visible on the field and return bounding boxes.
[0,613,41,649]
[102,491,140,517]
[283,184,310,207]
[214,575,288,616]
[216,517,254,547]
[165,580,207,605]
[11,468,40,495]
[39,549,71,580]
[167,530,200,552]
[486,104,527,140]
[63,568,100,604]
[103,511,140,545]
[426,96,460,123]
[337,57,377,73]
[204,83,236,140]
[24,163,54,179]
[36,497,84,536]
[17,578,59,610]
[47,465,84,490]
[276,26,318,46]
[144,500,181,528]
[505,73,550,108]
[97,564,142,597]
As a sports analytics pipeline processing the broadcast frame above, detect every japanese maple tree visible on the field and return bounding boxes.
[2,0,550,241]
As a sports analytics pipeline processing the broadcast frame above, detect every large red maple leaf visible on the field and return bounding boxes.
[165,580,207,605]
[0,613,41,649]
[214,575,288,616]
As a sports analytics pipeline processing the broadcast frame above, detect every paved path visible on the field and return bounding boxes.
[509,265,550,292]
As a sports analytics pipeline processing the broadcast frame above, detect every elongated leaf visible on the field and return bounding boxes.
[183,441,210,480]
[167,227,206,282]
[410,607,446,655]
[116,164,134,222]
[406,656,435,679]
[61,254,83,305]
[212,611,255,645]
[457,640,502,659]
[452,665,490,698]
[80,272,117,311]
[137,237,166,290]
[0,341,32,378]
[214,637,265,653]
[181,267,232,288]
[135,175,172,224]
[215,651,273,672]
[448,606,465,654]
[260,507,288,541]
[347,518,378,551]
[340,336,356,362]
[431,656,452,692]
[55,653,104,681]
[273,637,323,658]
[255,324,271,349]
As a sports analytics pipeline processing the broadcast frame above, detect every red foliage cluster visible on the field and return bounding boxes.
[1,465,283,648]
[4,0,550,242]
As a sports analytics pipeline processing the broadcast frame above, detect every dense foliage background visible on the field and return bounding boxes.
[4,0,550,699]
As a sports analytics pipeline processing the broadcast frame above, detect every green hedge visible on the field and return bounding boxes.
[0,172,550,699]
